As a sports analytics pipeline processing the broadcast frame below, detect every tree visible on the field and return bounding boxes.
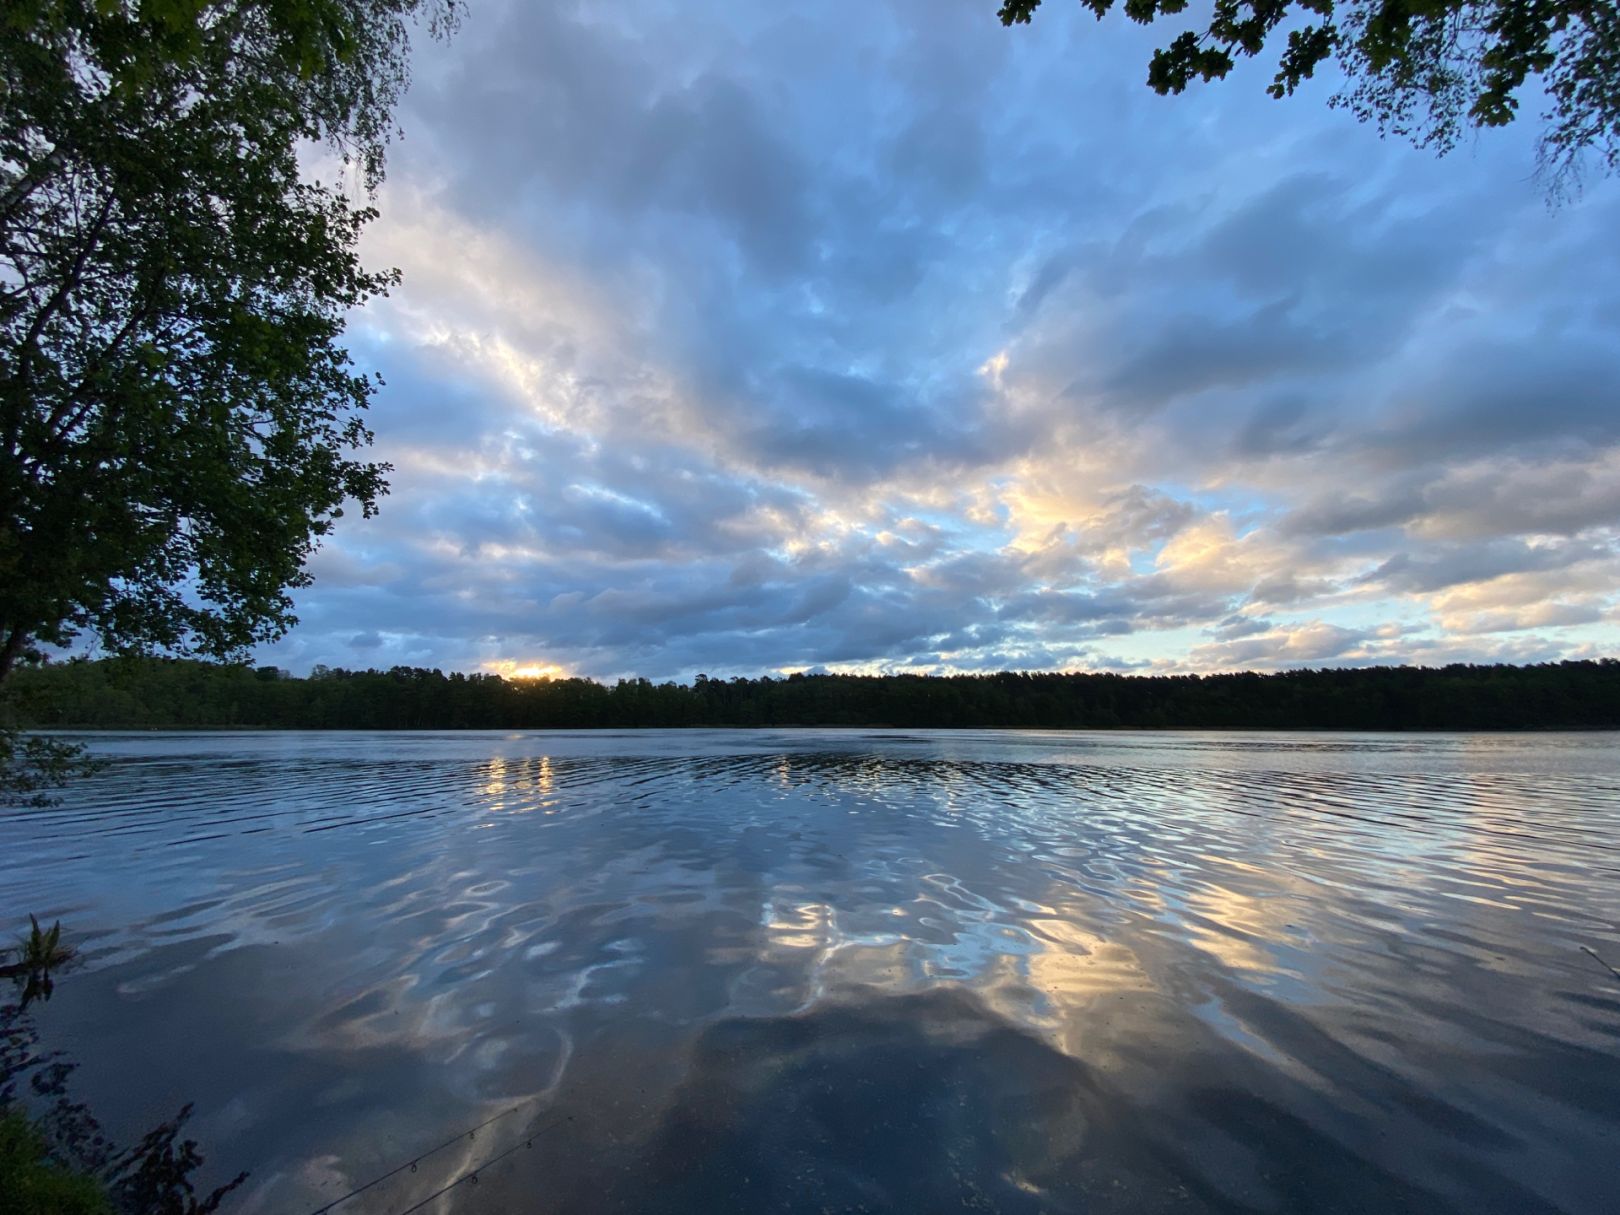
[998,0,1620,191]
[0,1,457,801]
[0,0,458,689]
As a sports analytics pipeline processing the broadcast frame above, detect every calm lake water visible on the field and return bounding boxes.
[4,730,1620,1214]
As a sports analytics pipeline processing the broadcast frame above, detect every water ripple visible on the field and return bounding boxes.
[3,729,1618,1213]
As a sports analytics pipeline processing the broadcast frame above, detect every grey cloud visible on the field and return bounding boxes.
[1190,623,1374,670]
[997,583,1236,633]
[1232,397,1333,459]
[1283,455,1620,545]
[1417,466,1620,540]
[1370,339,1620,466]
[887,104,985,202]
[1282,485,1426,539]
[637,74,816,276]
[739,366,967,479]
[1358,539,1611,596]
[1098,301,1347,413]
[1192,171,1483,306]
[1250,574,1337,607]
[1014,251,1076,319]
[1209,615,1274,641]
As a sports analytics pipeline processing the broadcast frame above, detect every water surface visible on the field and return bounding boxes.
[3,729,1619,1213]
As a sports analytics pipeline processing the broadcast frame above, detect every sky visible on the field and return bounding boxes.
[258,0,1620,681]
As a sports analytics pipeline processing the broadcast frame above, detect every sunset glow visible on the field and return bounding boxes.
[485,660,570,682]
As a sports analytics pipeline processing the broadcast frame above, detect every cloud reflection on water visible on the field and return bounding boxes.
[2,730,1618,1213]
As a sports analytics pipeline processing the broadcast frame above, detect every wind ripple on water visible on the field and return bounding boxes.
[2,730,1618,1213]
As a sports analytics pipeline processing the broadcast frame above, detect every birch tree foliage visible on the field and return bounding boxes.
[999,0,1620,191]
[0,0,458,688]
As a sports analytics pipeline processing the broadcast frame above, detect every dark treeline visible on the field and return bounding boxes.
[6,657,1620,731]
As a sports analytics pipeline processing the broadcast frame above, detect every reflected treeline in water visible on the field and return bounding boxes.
[1,730,1618,1213]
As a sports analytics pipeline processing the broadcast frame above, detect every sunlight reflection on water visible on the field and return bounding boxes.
[3,729,1619,1213]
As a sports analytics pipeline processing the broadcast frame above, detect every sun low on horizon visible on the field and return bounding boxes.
[485,660,572,681]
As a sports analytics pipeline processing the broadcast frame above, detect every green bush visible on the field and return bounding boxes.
[0,1111,110,1215]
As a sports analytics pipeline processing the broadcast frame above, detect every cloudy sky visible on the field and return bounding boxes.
[259,0,1620,681]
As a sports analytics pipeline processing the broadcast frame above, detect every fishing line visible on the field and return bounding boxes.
[389,1114,568,1215]
[304,1099,555,1215]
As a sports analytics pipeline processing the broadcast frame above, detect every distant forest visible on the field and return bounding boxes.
[6,657,1620,731]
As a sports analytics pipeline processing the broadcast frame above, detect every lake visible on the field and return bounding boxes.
[3,729,1619,1213]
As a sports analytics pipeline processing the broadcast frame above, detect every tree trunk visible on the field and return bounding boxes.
[0,626,29,686]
